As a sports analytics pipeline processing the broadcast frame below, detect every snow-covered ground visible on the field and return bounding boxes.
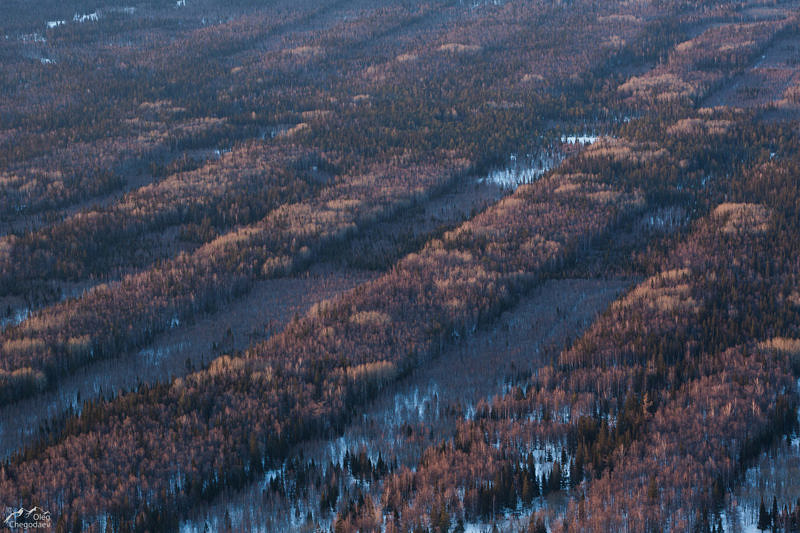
[138,342,188,366]
[723,400,800,532]
[476,135,602,189]
[561,134,599,145]
[74,12,100,23]
[478,152,560,189]
[179,278,630,532]
[0,307,30,330]
[1,282,97,332]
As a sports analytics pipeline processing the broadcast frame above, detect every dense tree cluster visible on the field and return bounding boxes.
[0,0,668,406]
[375,252,798,530]
[619,14,797,108]
[365,122,800,531]
[0,144,320,290]
[2,0,800,531]
[0,155,466,404]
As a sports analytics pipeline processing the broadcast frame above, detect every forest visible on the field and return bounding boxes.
[1,0,800,531]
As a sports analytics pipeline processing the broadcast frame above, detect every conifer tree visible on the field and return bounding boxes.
[772,497,778,531]
[758,497,771,531]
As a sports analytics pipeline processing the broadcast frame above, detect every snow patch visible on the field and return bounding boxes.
[258,467,284,490]
[138,342,188,366]
[391,384,440,424]
[478,153,559,189]
[213,147,232,159]
[20,33,46,43]
[0,307,30,330]
[464,403,476,420]
[561,134,598,145]
[46,20,65,29]
[73,12,100,23]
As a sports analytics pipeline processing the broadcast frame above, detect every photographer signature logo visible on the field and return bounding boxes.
[3,507,52,529]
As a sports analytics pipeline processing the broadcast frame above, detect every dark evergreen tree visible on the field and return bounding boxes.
[772,497,779,531]
[758,497,771,531]
[550,461,562,492]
